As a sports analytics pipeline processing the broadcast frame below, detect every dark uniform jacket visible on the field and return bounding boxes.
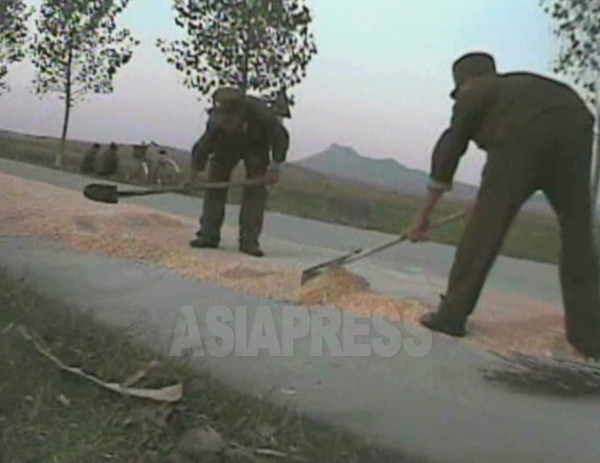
[191,100,290,172]
[429,72,594,191]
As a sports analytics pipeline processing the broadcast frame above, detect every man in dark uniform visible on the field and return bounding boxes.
[407,52,600,359]
[189,87,290,257]
[80,142,101,174]
[95,142,120,177]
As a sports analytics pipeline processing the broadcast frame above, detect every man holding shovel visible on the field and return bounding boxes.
[188,87,291,257]
[407,52,600,359]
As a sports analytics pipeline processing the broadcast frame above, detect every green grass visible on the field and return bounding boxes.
[0,273,420,462]
[1,129,598,266]
[265,185,568,265]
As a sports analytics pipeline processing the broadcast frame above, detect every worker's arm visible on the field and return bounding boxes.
[242,96,290,174]
[415,127,468,221]
[190,126,217,172]
[408,78,494,241]
[429,78,494,192]
[266,120,290,174]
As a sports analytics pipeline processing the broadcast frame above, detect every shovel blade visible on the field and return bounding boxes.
[83,183,119,204]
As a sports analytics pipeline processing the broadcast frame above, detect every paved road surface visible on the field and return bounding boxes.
[1,158,597,463]
[0,158,562,308]
[1,237,598,463]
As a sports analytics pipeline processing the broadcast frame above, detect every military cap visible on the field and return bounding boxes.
[450,52,496,98]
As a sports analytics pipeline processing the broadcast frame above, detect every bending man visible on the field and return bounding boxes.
[190,88,290,257]
[408,52,600,360]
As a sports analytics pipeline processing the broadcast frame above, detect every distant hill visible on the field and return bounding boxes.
[294,144,476,198]
[163,142,387,192]
[294,143,553,214]
[0,128,556,214]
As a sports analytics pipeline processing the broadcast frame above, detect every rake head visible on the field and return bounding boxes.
[300,266,335,285]
[300,268,320,286]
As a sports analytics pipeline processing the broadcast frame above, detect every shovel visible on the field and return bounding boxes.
[300,208,470,285]
[83,177,266,204]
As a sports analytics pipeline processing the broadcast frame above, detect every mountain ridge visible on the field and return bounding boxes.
[293,143,553,214]
[0,128,556,214]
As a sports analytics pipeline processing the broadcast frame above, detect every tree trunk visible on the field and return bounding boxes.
[592,117,600,227]
[57,42,74,169]
[240,36,250,94]
[239,3,254,95]
[58,100,71,169]
[592,107,600,224]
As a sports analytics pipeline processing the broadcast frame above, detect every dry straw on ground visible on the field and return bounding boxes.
[0,172,585,361]
[481,350,600,397]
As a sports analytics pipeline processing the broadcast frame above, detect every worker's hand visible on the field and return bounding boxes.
[467,199,479,215]
[265,170,279,185]
[179,170,201,191]
[406,213,430,242]
[190,153,206,172]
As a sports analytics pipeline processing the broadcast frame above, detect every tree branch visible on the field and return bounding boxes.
[158,0,317,104]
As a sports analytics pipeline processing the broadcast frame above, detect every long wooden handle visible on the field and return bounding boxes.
[195,177,267,189]
[302,208,469,275]
[339,208,469,266]
[117,177,267,197]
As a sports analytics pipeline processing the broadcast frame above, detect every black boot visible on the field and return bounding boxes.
[419,311,467,337]
[238,173,267,258]
[190,236,219,249]
[567,336,600,361]
[565,313,600,361]
[239,243,264,257]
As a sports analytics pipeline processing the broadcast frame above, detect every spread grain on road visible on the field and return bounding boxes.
[0,172,582,360]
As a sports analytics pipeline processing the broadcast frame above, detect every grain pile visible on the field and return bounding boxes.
[296,267,430,322]
[0,172,585,361]
[468,314,581,360]
[297,267,581,359]
[0,173,301,301]
[296,267,370,305]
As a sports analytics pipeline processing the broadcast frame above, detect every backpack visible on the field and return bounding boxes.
[205,88,290,161]
[210,87,288,130]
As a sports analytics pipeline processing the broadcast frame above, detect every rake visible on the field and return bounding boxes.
[300,208,470,285]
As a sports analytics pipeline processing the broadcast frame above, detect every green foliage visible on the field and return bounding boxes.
[157,0,317,103]
[29,0,140,107]
[541,0,600,218]
[0,0,34,94]
[541,0,600,104]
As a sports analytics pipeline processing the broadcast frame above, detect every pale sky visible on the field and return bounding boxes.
[0,0,567,186]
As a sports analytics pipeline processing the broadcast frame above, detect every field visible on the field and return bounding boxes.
[1,128,596,266]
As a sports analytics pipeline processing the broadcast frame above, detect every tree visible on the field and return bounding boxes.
[541,0,600,219]
[157,0,317,106]
[30,0,140,168]
[0,0,34,95]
